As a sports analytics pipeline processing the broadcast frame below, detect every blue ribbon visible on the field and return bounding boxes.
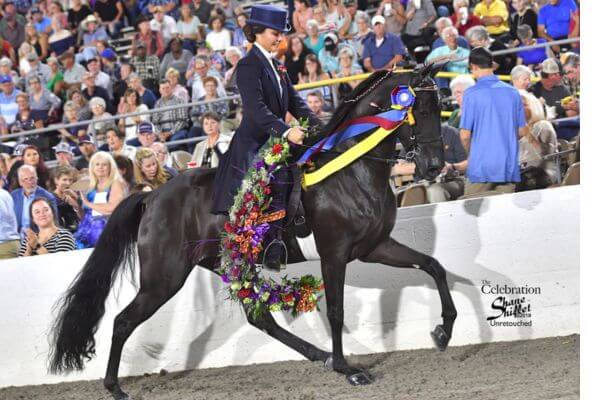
[298,86,415,165]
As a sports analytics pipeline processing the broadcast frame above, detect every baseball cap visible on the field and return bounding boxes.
[100,48,117,61]
[468,47,494,68]
[137,121,155,135]
[541,58,560,74]
[0,75,12,84]
[12,143,27,157]
[372,15,385,26]
[78,134,94,145]
[53,142,74,155]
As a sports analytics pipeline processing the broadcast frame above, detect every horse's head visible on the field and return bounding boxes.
[319,64,445,181]
[399,63,445,181]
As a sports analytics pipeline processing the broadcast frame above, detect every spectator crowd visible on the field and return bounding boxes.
[0,0,580,259]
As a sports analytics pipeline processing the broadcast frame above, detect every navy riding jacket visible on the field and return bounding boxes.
[211,44,320,214]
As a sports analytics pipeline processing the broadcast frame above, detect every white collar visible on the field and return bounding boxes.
[254,42,275,61]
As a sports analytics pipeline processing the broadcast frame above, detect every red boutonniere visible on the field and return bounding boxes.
[277,64,288,83]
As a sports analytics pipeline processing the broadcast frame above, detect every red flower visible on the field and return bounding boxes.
[237,288,251,299]
[224,222,235,233]
[244,193,254,203]
[282,293,294,303]
[272,143,283,155]
[263,187,271,195]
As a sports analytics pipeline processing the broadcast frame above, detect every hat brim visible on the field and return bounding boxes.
[246,19,291,33]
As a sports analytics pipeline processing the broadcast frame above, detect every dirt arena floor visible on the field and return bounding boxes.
[0,335,579,400]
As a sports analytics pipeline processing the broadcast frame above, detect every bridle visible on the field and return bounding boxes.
[304,69,442,166]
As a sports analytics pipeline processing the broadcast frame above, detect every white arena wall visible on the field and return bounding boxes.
[0,185,579,388]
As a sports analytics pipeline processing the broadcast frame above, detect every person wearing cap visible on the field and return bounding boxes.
[459,47,528,196]
[134,121,158,148]
[24,53,53,89]
[362,15,406,72]
[131,42,161,93]
[317,31,360,75]
[93,0,124,39]
[74,134,97,170]
[211,4,321,270]
[131,15,165,59]
[53,142,75,167]
[60,51,87,91]
[0,74,21,126]
[0,0,26,51]
[531,58,572,120]
[84,56,112,97]
[81,14,110,49]
[31,6,53,35]
[100,48,121,84]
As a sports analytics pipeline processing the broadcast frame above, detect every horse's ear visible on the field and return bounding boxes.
[416,61,448,82]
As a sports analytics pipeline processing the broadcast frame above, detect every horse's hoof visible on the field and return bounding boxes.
[346,371,373,386]
[324,355,334,371]
[430,324,450,352]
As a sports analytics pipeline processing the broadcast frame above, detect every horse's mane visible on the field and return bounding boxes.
[315,69,391,139]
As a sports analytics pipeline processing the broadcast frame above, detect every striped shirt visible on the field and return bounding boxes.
[18,228,77,256]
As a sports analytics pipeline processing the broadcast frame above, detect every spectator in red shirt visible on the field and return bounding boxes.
[450,0,482,37]
[0,38,17,67]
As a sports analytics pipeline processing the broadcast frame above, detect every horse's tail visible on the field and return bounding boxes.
[49,191,149,374]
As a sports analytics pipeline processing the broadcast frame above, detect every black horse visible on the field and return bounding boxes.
[49,65,457,400]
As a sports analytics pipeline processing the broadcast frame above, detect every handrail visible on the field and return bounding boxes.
[0,36,579,144]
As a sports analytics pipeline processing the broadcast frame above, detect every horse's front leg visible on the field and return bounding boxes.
[360,236,457,350]
[321,258,373,385]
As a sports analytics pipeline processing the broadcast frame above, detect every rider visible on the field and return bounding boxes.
[211,4,321,271]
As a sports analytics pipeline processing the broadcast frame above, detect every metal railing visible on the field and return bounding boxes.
[1,37,580,145]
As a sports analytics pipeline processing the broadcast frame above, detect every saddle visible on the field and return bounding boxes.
[285,165,311,238]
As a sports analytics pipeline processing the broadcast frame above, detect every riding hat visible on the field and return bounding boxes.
[247,4,291,33]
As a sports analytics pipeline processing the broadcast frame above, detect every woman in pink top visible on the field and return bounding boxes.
[292,0,313,38]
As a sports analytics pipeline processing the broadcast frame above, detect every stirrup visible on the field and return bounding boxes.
[262,239,288,271]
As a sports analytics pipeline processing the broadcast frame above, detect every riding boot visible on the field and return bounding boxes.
[263,219,287,272]
[262,167,290,272]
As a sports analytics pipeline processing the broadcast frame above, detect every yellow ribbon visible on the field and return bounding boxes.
[302,125,396,189]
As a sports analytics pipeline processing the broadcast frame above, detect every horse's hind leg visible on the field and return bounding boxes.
[359,237,457,351]
[103,263,193,400]
[321,257,373,385]
[245,309,331,363]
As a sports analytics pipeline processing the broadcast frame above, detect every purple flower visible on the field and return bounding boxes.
[256,160,265,170]
[221,274,230,283]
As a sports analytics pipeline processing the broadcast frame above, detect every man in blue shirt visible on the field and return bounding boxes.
[31,7,52,35]
[0,74,21,126]
[362,15,406,72]
[459,47,528,196]
[537,0,578,51]
[11,165,58,236]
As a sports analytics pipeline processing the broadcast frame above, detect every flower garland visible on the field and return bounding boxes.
[218,136,324,320]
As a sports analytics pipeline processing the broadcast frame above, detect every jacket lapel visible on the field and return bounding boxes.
[251,45,284,112]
